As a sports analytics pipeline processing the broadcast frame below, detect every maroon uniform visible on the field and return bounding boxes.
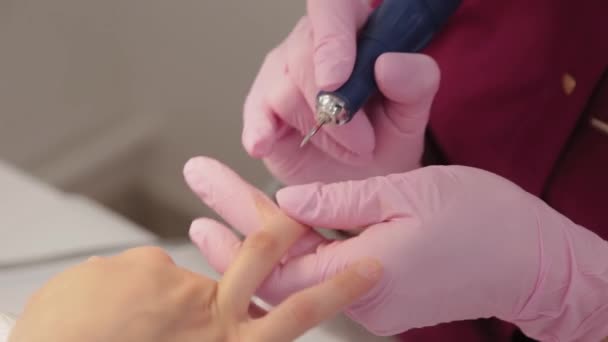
[391,0,608,340]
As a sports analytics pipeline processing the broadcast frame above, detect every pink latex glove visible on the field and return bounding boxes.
[186,157,608,341]
[242,0,439,185]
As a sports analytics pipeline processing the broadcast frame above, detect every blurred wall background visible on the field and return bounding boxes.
[0,0,304,236]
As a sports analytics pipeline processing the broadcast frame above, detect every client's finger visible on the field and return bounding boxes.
[191,217,322,274]
[217,192,308,315]
[249,259,382,342]
[190,218,324,306]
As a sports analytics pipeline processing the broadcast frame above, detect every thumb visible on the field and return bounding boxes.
[308,0,372,89]
[374,53,440,135]
[276,176,406,230]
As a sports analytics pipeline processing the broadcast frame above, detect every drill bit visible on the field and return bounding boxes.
[300,118,329,147]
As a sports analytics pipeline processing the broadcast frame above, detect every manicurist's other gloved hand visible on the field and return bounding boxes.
[188,158,608,341]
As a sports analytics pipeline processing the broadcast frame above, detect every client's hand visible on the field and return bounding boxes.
[9,200,380,342]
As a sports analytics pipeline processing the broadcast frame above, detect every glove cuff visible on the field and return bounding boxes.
[513,205,608,341]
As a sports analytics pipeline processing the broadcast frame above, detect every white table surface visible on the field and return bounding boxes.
[0,161,392,341]
[0,161,157,267]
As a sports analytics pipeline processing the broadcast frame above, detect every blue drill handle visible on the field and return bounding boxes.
[319,0,461,123]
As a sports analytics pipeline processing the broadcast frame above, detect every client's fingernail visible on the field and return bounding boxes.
[355,260,383,280]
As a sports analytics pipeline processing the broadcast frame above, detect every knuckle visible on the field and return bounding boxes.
[313,33,348,57]
[86,255,103,262]
[243,230,280,256]
[295,16,312,33]
[288,16,313,47]
[128,246,174,265]
[284,295,318,327]
[263,46,283,66]
[333,270,365,300]
[287,18,314,64]
[177,277,216,307]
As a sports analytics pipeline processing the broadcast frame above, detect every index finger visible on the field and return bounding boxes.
[307,0,372,89]
[217,189,309,316]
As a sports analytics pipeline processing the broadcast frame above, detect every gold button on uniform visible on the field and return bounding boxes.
[562,73,576,95]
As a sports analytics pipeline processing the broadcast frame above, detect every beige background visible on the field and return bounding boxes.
[0,0,304,228]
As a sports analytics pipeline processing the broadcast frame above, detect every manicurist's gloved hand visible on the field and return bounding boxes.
[242,0,439,185]
[187,158,608,341]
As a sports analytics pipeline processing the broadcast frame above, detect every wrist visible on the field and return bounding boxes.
[512,202,608,341]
